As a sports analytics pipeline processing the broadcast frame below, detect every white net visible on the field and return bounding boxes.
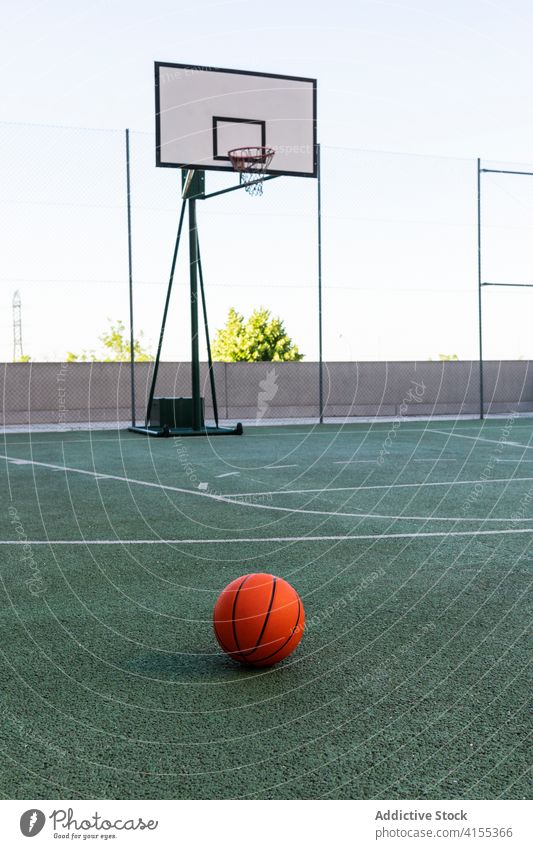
[228,146,275,196]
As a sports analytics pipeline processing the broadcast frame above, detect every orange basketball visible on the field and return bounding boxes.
[213,573,305,667]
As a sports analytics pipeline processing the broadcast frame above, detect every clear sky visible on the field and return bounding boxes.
[3,0,533,362]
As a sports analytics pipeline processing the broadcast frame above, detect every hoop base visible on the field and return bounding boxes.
[129,423,243,438]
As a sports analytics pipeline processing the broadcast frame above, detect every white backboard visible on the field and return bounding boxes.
[155,63,317,177]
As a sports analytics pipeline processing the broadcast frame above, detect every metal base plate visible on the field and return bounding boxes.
[128,424,243,438]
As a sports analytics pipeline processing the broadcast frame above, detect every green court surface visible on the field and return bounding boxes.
[1,419,531,800]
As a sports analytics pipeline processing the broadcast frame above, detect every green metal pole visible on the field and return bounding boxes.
[125,129,136,426]
[477,157,484,420]
[317,142,324,424]
[145,198,187,426]
[197,236,219,427]
[189,197,202,430]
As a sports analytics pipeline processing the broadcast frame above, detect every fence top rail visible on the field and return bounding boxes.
[481,167,533,177]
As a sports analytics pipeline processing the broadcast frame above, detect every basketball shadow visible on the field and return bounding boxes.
[125,649,265,681]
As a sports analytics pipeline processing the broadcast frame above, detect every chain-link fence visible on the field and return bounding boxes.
[2,120,533,426]
[2,360,532,427]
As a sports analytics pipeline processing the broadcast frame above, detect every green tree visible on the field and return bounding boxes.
[66,349,96,363]
[212,307,303,362]
[67,319,154,362]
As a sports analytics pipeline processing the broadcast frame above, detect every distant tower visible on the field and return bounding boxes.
[12,290,24,361]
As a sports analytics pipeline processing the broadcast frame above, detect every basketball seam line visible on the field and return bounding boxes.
[239,576,278,660]
[248,597,302,666]
[231,574,251,654]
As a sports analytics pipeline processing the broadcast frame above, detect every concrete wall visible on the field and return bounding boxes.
[2,360,532,426]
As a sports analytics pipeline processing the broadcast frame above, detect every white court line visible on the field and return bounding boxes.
[230,475,533,498]
[207,495,529,524]
[429,428,531,451]
[1,451,532,525]
[0,452,220,501]
[241,422,533,436]
[215,472,240,478]
[333,460,376,464]
[239,422,533,437]
[266,464,299,469]
[4,422,533,443]
[1,527,533,545]
[413,458,457,463]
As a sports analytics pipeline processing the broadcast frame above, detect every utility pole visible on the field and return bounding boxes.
[12,290,23,361]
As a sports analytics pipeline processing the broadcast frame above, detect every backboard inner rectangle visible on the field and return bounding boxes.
[213,117,266,161]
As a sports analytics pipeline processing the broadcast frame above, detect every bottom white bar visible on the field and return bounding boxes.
[1,799,531,848]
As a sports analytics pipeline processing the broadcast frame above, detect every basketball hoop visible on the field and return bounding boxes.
[228,146,275,196]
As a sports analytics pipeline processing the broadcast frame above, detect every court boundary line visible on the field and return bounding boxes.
[4,420,533,443]
[4,452,533,525]
[230,475,533,498]
[428,428,532,450]
[1,526,533,545]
